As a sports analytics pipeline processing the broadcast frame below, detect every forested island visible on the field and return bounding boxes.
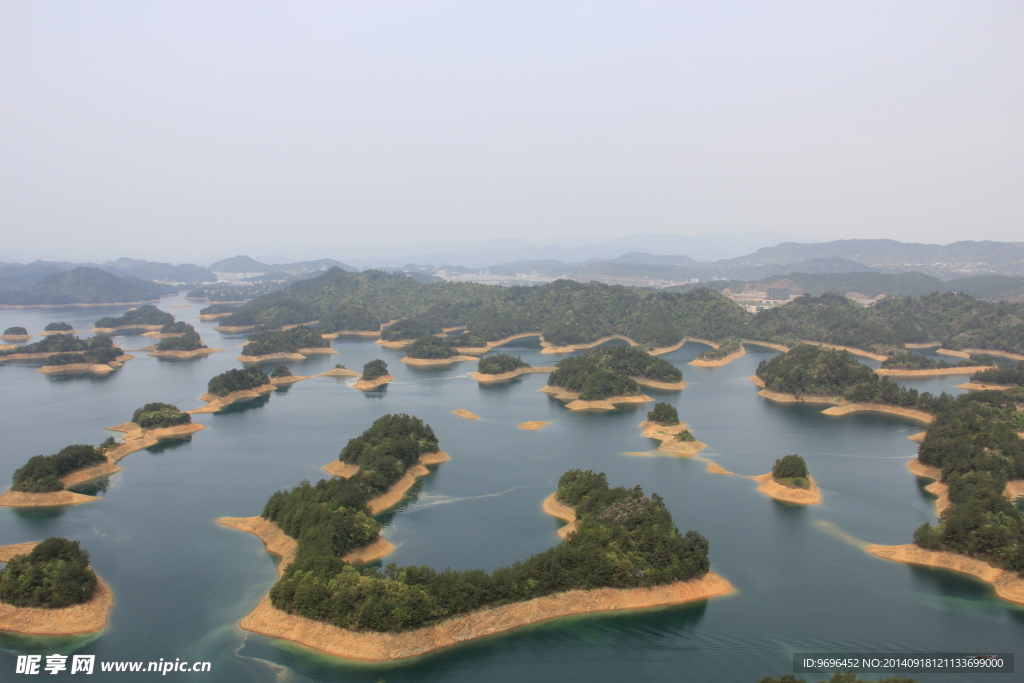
[471,352,552,383]
[208,367,271,396]
[197,303,238,319]
[868,389,1024,604]
[353,359,394,390]
[8,443,110,494]
[42,321,75,334]
[402,335,476,365]
[0,266,174,307]
[94,304,174,330]
[0,333,128,374]
[749,454,821,505]
[238,325,335,361]
[207,268,1024,357]
[876,351,996,376]
[149,323,218,357]
[969,362,1024,388]
[543,346,683,409]
[691,338,744,366]
[1,326,29,341]
[754,345,948,421]
[226,447,728,658]
[0,537,113,635]
[379,318,442,342]
[637,403,704,456]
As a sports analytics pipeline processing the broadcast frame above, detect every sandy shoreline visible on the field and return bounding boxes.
[324,452,451,515]
[866,544,1024,606]
[237,347,338,363]
[0,542,113,635]
[956,381,1016,392]
[353,374,395,391]
[38,362,116,376]
[518,421,549,430]
[218,516,393,568]
[936,348,970,359]
[876,366,996,377]
[91,324,164,334]
[751,473,821,505]
[471,367,553,383]
[226,499,732,662]
[454,332,544,355]
[799,340,888,361]
[749,377,842,404]
[907,459,949,515]
[542,493,578,539]
[0,334,32,342]
[633,377,687,390]
[452,409,479,420]
[401,355,477,366]
[821,403,934,424]
[539,385,654,410]
[190,384,277,413]
[962,348,1024,361]
[148,347,223,359]
[689,348,746,367]
[196,312,234,320]
[638,420,707,457]
[38,329,82,336]
[540,335,637,355]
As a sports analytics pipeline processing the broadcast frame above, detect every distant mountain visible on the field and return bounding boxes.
[97,257,215,284]
[0,267,176,306]
[603,252,700,266]
[209,255,357,274]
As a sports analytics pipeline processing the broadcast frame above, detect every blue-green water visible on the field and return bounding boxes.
[0,296,1021,682]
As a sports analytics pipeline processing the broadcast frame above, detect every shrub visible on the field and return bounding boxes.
[207,367,270,396]
[0,537,97,608]
[131,402,191,429]
[361,359,389,380]
[647,402,680,425]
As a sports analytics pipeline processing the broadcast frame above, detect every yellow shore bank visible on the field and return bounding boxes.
[799,340,887,361]
[0,542,113,635]
[471,367,553,383]
[751,473,821,505]
[689,348,746,368]
[820,403,934,424]
[542,493,578,539]
[401,355,477,366]
[518,421,549,430]
[148,347,224,359]
[540,334,638,355]
[323,452,451,515]
[866,544,1024,606]
[452,409,479,420]
[353,374,395,391]
[638,420,707,457]
[539,385,654,411]
[956,381,1015,392]
[907,459,949,515]
[875,366,996,377]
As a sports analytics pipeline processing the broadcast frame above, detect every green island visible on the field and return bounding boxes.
[241,325,330,357]
[477,353,531,375]
[44,322,74,332]
[0,266,174,306]
[3,326,28,337]
[647,402,680,425]
[970,361,1024,387]
[695,338,742,361]
[547,346,683,400]
[41,347,122,367]
[9,444,111,493]
[153,323,207,352]
[361,359,389,381]
[208,367,271,397]
[271,365,293,379]
[880,351,992,370]
[0,537,97,608]
[755,345,953,412]
[261,416,713,631]
[379,317,442,342]
[132,402,193,429]
[0,333,123,361]
[95,304,174,329]
[199,303,238,315]
[405,335,458,359]
[771,454,810,489]
[908,391,1024,572]
[207,269,1024,357]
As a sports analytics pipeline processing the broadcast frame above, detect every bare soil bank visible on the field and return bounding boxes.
[148,347,224,359]
[907,459,949,515]
[0,490,98,507]
[689,348,746,368]
[821,404,934,424]
[539,385,654,411]
[323,452,451,515]
[353,374,395,391]
[0,334,31,342]
[471,367,553,383]
[0,542,113,635]
[454,332,543,356]
[218,516,392,567]
[633,377,687,391]
[191,384,276,413]
[452,409,479,420]
[401,355,477,366]
[799,340,887,361]
[237,347,338,363]
[876,366,996,377]
[749,377,842,405]
[196,312,234,320]
[518,421,549,430]
[542,493,578,539]
[956,381,1015,392]
[751,473,821,505]
[638,420,707,457]
[866,544,1024,606]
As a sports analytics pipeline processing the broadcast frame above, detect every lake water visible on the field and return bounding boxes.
[0,295,1021,682]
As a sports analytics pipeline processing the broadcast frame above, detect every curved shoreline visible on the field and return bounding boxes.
[935,348,970,359]
[0,542,113,635]
[91,324,164,334]
[148,347,224,359]
[190,384,277,413]
[956,381,1016,392]
[907,458,949,515]
[539,385,654,410]
[689,348,746,368]
[962,348,1024,361]
[518,421,549,430]
[454,332,544,356]
[866,544,1024,606]
[471,367,554,383]
[196,312,234,320]
[633,377,687,391]
[237,347,338,363]
[218,516,393,568]
[38,362,117,376]
[323,451,451,515]
[875,366,996,377]
[799,340,888,361]
[751,473,821,505]
[225,495,732,662]
[539,334,638,355]
[542,493,578,538]
[638,420,707,457]
[401,355,477,366]
[820,403,934,424]
[353,374,395,391]
[749,377,842,404]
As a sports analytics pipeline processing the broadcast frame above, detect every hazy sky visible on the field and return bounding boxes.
[2,1,1022,263]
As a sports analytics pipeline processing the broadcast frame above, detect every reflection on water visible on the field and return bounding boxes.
[0,296,1021,682]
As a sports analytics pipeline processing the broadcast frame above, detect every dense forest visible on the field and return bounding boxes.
[379,318,442,342]
[0,266,173,306]
[0,333,120,358]
[155,324,206,352]
[911,391,1024,575]
[548,346,682,400]
[11,444,108,493]
[241,325,329,356]
[266,466,711,632]
[207,368,270,396]
[756,345,959,412]
[0,537,98,608]
[271,365,293,378]
[95,304,174,329]
[880,352,991,370]
[772,455,810,489]
[361,359,389,380]
[646,402,680,425]
[971,362,1024,387]
[3,326,27,336]
[199,303,238,315]
[44,322,73,331]
[131,403,192,429]
[477,353,530,375]
[405,336,457,359]
[42,348,121,366]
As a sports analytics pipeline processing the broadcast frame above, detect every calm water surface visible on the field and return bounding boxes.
[0,297,1021,682]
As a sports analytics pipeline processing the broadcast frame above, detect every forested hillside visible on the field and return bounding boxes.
[0,267,175,306]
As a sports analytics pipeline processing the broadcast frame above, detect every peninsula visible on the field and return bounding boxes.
[0,537,113,635]
[93,304,175,333]
[226,465,730,661]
